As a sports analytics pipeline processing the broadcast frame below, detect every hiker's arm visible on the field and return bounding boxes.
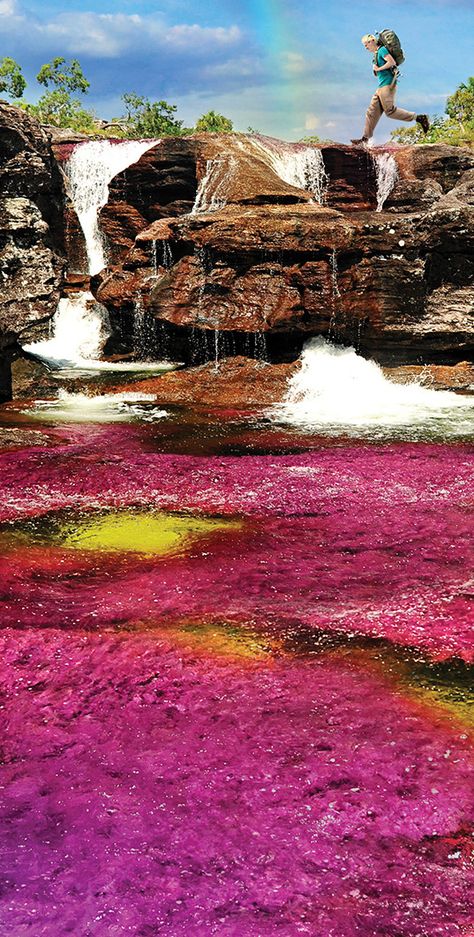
[374,53,397,72]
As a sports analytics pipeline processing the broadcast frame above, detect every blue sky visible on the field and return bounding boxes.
[1,0,472,142]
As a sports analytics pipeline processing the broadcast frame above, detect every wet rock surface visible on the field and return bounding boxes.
[0,426,54,450]
[2,120,474,402]
[112,356,297,406]
[91,136,474,367]
[0,103,66,400]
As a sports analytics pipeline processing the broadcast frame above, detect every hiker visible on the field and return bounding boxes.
[351,34,430,145]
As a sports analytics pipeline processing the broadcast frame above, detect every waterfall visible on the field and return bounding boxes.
[162,241,173,269]
[22,139,182,374]
[64,139,159,275]
[133,300,159,360]
[270,337,474,438]
[23,291,176,373]
[250,137,327,204]
[374,152,398,212]
[269,148,327,203]
[23,292,111,369]
[150,240,173,279]
[192,157,237,214]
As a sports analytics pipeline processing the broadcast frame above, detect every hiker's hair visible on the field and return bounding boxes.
[361,34,376,45]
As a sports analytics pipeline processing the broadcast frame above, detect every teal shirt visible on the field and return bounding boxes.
[376,46,395,87]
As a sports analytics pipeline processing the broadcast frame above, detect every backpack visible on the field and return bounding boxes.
[376,29,405,65]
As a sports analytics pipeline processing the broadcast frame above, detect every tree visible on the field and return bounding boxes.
[445,76,474,128]
[391,76,474,147]
[26,57,95,130]
[195,110,233,133]
[118,94,185,137]
[36,57,90,94]
[0,57,26,99]
[28,91,97,132]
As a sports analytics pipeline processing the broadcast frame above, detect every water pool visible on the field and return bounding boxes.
[0,403,473,936]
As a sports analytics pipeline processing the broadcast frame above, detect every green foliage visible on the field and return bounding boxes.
[119,94,185,138]
[0,57,26,99]
[195,110,233,133]
[18,57,97,132]
[445,76,474,126]
[36,57,89,94]
[391,114,474,147]
[25,91,97,132]
[391,76,474,147]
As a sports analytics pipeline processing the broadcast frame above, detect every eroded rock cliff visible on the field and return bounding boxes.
[2,116,474,404]
[90,135,474,366]
[0,102,65,400]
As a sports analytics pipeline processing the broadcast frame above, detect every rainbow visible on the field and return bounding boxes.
[246,0,316,138]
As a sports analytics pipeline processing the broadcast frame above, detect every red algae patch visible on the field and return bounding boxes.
[0,443,473,659]
[1,419,474,934]
[1,626,473,936]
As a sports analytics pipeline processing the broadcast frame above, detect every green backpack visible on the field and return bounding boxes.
[376,29,405,66]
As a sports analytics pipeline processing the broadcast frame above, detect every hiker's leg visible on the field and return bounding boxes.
[363,92,383,138]
[378,86,416,122]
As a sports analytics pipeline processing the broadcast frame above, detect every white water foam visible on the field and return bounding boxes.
[24,390,168,423]
[270,337,474,439]
[250,137,327,203]
[64,139,159,275]
[23,291,178,374]
[374,152,398,212]
[23,292,111,368]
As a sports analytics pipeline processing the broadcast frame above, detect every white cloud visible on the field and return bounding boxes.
[0,0,16,14]
[22,11,242,59]
[201,56,263,81]
[0,4,242,59]
[165,24,242,49]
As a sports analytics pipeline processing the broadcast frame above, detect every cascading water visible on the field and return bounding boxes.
[271,337,474,438]
[374,151,398,212]
[23,292,174,374]
[23,139,181,376]
[23,292,110,369]
[250,137,328,203]
[192,157,237,214]
[64,139,159,275]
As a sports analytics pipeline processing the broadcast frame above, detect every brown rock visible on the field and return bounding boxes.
[0,427,55,451]
[393,144,474,193]
[110,355,297,407]
[30,129,474,379]
[384,361,474,392]
[0,103,66,400]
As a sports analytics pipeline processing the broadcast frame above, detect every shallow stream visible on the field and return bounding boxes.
[0,382,473,936]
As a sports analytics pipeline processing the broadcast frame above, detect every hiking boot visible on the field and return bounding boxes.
[416,114,430,134]
[351,136,369,146]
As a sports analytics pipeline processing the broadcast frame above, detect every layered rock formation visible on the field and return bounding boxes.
[90,135,474,367]
[0,103,66,401]
[2,110,474,404]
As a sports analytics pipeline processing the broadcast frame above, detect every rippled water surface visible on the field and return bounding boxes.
[0,403,473,936]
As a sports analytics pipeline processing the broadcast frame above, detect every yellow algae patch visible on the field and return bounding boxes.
[116,619,284,661]
[329,645,474,730]
[155,620,283,661]
[400,677,474,729]
[59,511,241,555]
